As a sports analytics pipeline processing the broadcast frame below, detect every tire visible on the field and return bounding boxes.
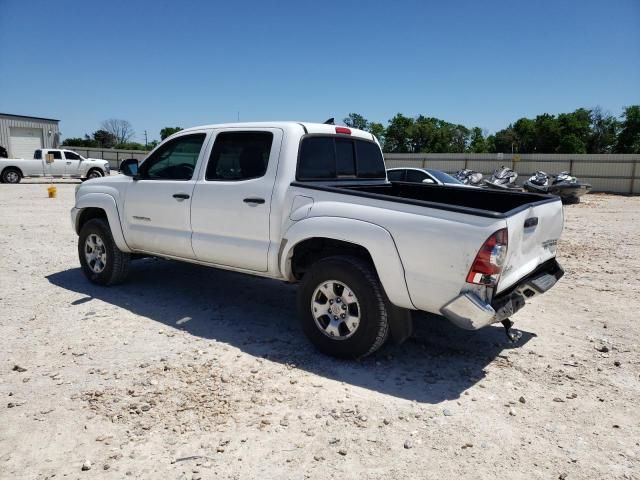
[297,256,389,359]
[78,218,131,285]
[86,169,103,179]
[2,168,21,184]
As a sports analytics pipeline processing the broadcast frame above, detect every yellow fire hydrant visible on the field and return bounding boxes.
[47,185,57,198]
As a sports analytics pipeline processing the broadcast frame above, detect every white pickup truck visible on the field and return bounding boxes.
[0,148,110,183]
[71,122,564,358]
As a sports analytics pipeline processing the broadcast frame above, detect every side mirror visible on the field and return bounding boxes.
[422,178,435,184]
[120,158,139,177]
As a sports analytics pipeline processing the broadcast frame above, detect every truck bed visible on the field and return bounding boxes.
[291,181,559,218]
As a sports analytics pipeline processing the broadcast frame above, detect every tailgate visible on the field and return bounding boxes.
[497,198,564,294]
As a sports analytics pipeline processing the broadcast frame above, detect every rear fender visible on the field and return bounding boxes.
[75,193,131,252]
[280,217,415,309]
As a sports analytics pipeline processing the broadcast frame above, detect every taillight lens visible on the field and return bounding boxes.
[466,229,508,286]
[335,127,351,135]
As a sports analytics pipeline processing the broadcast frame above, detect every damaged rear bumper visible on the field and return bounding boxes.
[440,259,564,330]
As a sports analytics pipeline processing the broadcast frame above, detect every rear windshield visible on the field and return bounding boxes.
[297,136,385,180]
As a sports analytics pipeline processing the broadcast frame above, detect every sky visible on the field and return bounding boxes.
[1,0,639,143]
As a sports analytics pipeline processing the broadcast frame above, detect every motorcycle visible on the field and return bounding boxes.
[453,169,484,186]
[523,171,592,203]
[483,166,521,190]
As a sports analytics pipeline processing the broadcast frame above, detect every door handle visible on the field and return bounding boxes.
[524,217,538,228]
[243,197,265,204]
[173,193,190,200]
[66,161,72,165]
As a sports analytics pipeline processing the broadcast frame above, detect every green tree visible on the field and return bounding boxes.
[493,126,518,153]
[556,108,591,153]
[615,105,640,153]
[160,127,183,140]
[367,122,385,147]
[587,107,618,153]
[385,114,414,153]
[468,127,488,153]
[92,130,116,148]
[62,135,98,148]
[343,113,369,130]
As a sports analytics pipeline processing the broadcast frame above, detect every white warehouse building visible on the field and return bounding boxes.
[0,113,60,159]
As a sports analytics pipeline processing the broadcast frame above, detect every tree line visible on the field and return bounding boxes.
[62,106,640,154]
[345,106,640,154]
[62,121,184,151]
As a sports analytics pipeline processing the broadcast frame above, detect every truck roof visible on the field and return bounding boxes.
[180,121,377,142]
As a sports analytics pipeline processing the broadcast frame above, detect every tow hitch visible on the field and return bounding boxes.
[501,319,522,343]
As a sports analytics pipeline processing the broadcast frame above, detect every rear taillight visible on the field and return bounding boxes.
[466,229,508,286]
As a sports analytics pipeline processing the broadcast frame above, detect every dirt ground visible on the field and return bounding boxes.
[0,184,638,480]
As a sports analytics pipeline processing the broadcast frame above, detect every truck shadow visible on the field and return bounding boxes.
[47,258,534,404]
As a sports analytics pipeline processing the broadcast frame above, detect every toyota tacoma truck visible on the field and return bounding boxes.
[0,148,110,183]
[71,122,564,358]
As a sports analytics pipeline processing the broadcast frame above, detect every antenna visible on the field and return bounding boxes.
[323,118,335,125]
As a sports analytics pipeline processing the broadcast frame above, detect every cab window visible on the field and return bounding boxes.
[387,170,405,181]
[206,131,273,181]
[139,134,206,180]
[64,151,81,160]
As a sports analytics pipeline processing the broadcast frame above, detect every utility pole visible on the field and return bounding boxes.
[144,130,148,148]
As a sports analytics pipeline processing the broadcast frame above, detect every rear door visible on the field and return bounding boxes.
[123,131,209,258]
[497,199,564,293]
[190,128,282,271]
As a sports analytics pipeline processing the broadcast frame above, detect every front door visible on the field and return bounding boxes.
[123,132,209,258]
[62,150,83,177]
[190,128,282,272]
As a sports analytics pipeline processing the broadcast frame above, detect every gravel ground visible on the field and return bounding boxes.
[0,184,638,480]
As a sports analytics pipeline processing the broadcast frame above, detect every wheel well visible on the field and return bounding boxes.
[87,167,103,175]
[2,166,23,177]
[290,238,375,280]
[77,208,108,233]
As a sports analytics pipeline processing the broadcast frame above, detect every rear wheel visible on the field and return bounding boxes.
[2,168,21,184]
[78,218,130,285]
[298,256,389,358]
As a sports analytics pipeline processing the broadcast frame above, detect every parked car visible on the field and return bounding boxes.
[0,149,110,184]
[387,167,466,186]
[71,122,564,358]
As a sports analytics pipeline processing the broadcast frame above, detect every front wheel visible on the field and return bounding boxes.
[78,218,131,285]
[86,169,103,179]
[297,256,389,359]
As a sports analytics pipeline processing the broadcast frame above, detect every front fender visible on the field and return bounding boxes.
[280,216,415,309]
[74,193,131,252]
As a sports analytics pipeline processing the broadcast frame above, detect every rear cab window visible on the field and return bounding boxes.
[297,136,385,181]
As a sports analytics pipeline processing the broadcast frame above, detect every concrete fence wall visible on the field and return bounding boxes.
[68,146,640,194]
[385,153,640,194]
[68,147,150,167]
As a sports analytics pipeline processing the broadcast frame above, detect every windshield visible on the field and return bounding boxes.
[426,169,463,184]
